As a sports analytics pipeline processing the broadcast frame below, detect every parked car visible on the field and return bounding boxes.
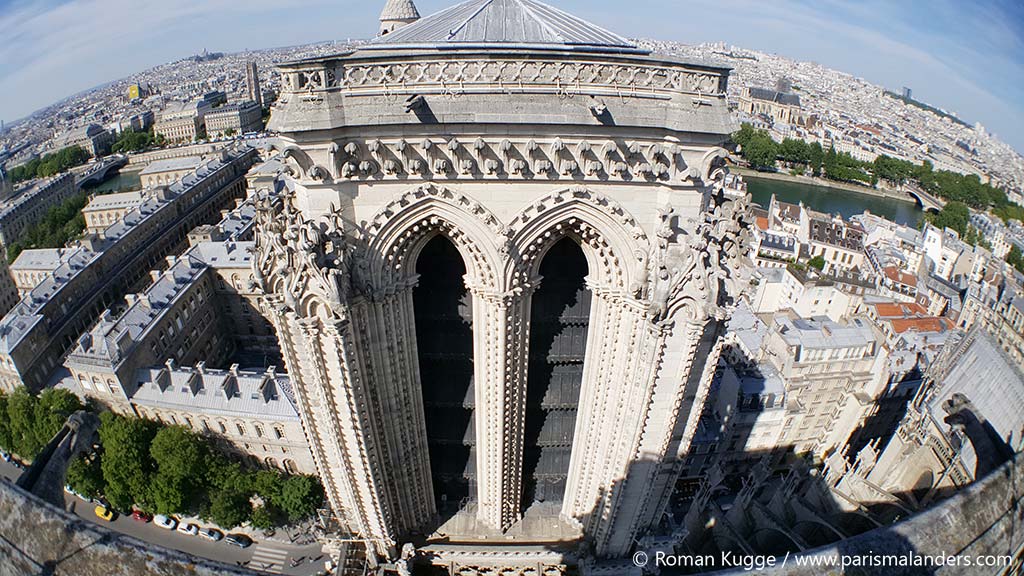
[131,509,152,523]
[198,527,223,541]
[153,514,178,530]
[176,522,199,536]
[94,505,115,522]
[224,533,253,548]
[1,450,11,462]
[63,485,77,496]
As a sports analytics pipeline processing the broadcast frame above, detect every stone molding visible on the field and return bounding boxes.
[271,138,727,189]
[279,56,727,102]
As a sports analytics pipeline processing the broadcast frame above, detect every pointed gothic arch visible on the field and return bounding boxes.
[362,184,505,293]
[506,186,648,293]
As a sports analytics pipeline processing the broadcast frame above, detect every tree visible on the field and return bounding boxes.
[807,255,826,271]
[8,146,90,183]
[250,505,276,530]
[1007,246,1024,274]
[0,393,11,451]
[743,134,779,171]
[732,123,780,170]
[149,426,207,514]
[779,138,810,165]
[35,388,83,442]
[278,475,324,522]
[926,202,970,237]
[207,489,251,529]
[252,469,284,506]
[112,129,155,154]
[873,155,919,185]
[7,388,42,458]
[808,142,824,177]
[98,412,156,511]
[732,123,758,149]
[67,453,105,499]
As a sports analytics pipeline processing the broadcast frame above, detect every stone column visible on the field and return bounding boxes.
[348,290,436,533]
[267,300,397,557]
[470,284,533,531]
[562,284,662,548]
[594,317,725,557]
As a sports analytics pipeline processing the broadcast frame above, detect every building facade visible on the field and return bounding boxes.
[0,174,76,250]
[204,101,262,137]
[139,156,204,188]
[58,124,114,157]
[0,148,255,391]
[154,115,202,144]
[256,0,751,571]
[81,190,147,233]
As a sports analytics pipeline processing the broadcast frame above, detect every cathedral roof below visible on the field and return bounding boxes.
[380,0,420,21]
[367,0,644,54]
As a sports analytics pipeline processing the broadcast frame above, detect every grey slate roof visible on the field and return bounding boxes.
[380,0,420,20]
[749,86,801,107]
[132,366,300,421]
[368,0,641,53]
[140,156,203,176]
[927,329,1024,470]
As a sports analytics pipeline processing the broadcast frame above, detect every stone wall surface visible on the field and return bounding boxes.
[715,454,1024,575]
[0,479,259,576]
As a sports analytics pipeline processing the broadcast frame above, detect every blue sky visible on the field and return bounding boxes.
[1,0,1022,152]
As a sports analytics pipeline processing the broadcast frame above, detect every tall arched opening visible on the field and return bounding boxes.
[413,235,476,519]
[522,237,591,507]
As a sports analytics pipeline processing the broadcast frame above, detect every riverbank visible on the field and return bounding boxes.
[732,166,916,204]
[744,175,924,227]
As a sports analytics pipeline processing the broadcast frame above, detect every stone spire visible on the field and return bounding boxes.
[379,0,420,36]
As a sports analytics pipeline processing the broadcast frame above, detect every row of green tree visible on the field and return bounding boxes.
[67,412,324,530]
[5,192,89,264]
[732,124,1017,218]
[111,129,165,154]
[7,146,91,183]
[1006,246,1024,275]
[0,388,84,460]
[733,124,874,184]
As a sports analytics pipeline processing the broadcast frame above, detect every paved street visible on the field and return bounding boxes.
[0,457,330,575]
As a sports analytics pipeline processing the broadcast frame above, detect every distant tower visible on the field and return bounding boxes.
[775,76,792,94]
[379,0,420,36]
[902,86,912,100]
[246,61,263,109]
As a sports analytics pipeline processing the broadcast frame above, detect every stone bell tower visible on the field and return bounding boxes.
[259,0,751,571]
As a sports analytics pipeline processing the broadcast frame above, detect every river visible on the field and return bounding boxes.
[745,176,924,228]
[81,168,142,194]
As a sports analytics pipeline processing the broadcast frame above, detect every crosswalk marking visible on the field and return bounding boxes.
[251,543,290,571]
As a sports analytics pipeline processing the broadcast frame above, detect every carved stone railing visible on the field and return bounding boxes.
[279,55,728,101]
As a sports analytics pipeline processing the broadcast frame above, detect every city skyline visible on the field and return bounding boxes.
[0,0,1022,153]
[1,1,1024,574]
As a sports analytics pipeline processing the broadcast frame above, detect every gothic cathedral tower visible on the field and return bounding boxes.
[255,0,750,572]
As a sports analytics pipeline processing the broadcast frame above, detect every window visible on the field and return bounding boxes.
[254,423,264,438]
[236,422,246,436]
[218,421,227,434]
[273,426,284,440]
